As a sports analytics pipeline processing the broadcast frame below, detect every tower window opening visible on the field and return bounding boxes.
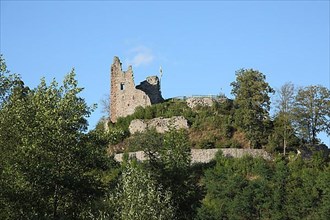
[120,83,125,90]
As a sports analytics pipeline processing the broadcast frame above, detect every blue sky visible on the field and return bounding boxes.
[1,1,329,144]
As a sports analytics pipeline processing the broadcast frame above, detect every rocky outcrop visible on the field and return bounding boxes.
[186,97,226,109]
[114,148,272,163]
[129,116,189,134]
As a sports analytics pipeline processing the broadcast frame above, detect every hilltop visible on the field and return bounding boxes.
[97,58,329,158]
[1,54,329,219]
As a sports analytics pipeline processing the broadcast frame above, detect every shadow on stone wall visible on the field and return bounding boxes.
[136,76,164,104]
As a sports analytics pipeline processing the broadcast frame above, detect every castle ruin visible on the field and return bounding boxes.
[110,56,164,123]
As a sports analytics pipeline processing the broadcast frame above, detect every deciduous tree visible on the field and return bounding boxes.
[274,82,296,154]
[0,69,116,218]
[293,85,330,145]
[0,54,22,108]
[112,160,175,220]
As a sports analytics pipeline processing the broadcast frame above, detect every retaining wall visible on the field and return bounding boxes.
[114,148,272,163]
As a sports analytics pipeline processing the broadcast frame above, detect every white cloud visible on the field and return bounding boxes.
[127,46,154,67]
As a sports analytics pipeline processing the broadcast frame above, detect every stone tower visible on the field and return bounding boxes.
[110,56,164,123]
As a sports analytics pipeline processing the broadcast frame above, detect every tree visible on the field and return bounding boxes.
[197,152,272,219]
[160,129,191,172]
[100,93,111,118]
[128,128,163,155]
[158,129,197,219]
[293,85,330,145]
[0,59,32,218]
[270,156,289,219]
[268,114,299,153]
[314,164,330,219]
[0,69,116,218]
[231,69,274,148]
[274,82,296,154]
[0,54,22,108]
[285,156,326,219]
[112,160,175,220]
[138,129,202,219]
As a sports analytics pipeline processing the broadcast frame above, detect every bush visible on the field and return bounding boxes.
[198,138,216,149]
[106,127,126,145]
[216,139,242,148]
[126,129,163,152]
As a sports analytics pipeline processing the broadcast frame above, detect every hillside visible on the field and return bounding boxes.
[98,97,327,156]
[2,56,329,219]
[101,97,246,152]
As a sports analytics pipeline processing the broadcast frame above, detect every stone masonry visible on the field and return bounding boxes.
[186,97,227,109]
[129,116,189,134]
[110,57,164,123]
[114,148,272,163]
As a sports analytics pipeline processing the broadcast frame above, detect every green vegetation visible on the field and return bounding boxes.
[105,98,240,152]
[273,82,296,154]
[0,60,119,218]
[1,55,329,219]
[110,160,175,220]
[231,69,274,148]
[105,68,329,154]
[197,152,330,220]
[293,85,330,145]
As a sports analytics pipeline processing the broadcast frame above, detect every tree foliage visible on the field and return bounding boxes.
[274,82,296,154]
[111,160,175,220]
[0,69,117,219]
[141,129,202,220]
[231,69,274,148]
[1,56,329,219]
[197,152,330,220]
[0,54,23,108]
[293,85,330,144]
[268,114,299,153]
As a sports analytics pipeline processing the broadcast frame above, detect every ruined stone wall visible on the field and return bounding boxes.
[191,148,272,163]
[129,116,189,134]
[114,148,272,163]
[110,57,163,123]
[186,97,227,109]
